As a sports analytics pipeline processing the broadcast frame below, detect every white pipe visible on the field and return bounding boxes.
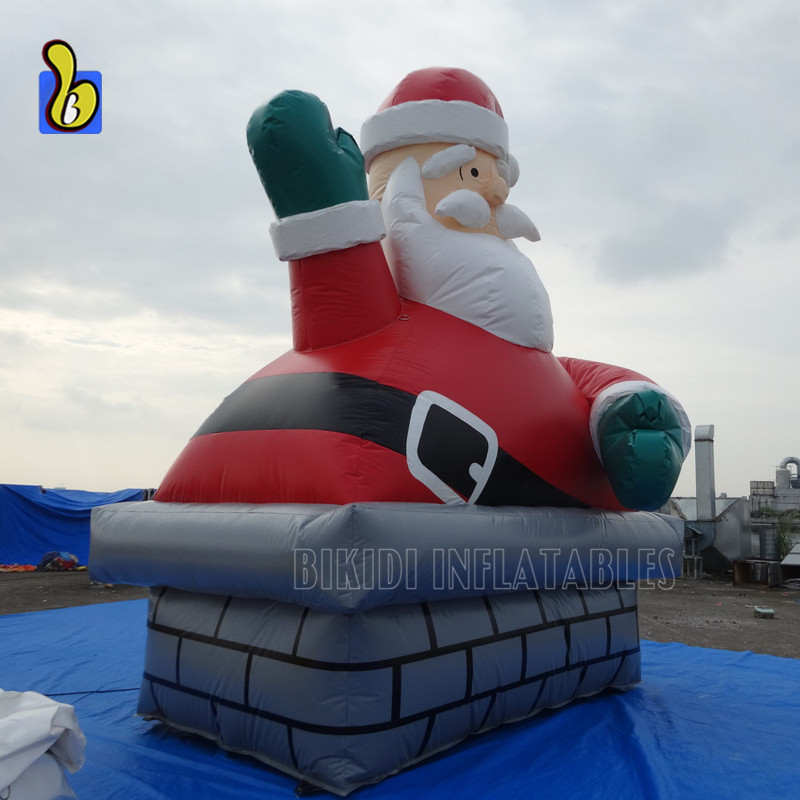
[695,425,716,521]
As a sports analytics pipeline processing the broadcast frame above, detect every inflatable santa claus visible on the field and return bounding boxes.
[156,67,690,512]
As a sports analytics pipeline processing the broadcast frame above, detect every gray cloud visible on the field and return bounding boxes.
[596,199,744,282]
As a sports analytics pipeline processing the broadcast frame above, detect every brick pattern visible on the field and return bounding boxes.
[138,585,639,793]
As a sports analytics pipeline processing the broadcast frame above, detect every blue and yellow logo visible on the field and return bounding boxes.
[39,40,102,134]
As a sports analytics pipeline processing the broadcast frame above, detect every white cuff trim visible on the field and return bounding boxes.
[269,199,385,261]
[589,380,692,464]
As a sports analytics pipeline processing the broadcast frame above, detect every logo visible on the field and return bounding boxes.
[39,40,101,134]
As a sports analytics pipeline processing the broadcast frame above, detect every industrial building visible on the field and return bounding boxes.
[665,426,800,584]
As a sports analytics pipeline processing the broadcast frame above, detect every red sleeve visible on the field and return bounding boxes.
[289,241,401,351]
[557,357,654,405]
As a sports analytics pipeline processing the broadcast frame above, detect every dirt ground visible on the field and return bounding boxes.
[0,569,149,615]
[637,574,800,659]
[1,570,799,660]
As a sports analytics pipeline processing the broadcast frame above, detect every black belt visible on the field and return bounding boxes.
[195,372,585,508]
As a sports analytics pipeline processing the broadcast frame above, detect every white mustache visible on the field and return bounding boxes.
[495,203,540,242]
[435,189,490,229]
[434,189,540,242]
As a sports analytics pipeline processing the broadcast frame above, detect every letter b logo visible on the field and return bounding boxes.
[39,40,102,134]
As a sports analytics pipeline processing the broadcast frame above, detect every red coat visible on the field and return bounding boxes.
[156,241,650,510]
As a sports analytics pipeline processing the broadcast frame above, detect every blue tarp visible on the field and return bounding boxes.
[1,599,798,799]
[0,485,146,565]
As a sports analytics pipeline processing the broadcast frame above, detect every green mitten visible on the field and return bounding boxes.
[597,389,684,511]
[246,90,368,219]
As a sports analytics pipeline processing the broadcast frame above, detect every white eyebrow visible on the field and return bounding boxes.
[421,144,476,179]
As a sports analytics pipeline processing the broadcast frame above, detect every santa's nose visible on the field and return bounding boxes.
[481,173,509,208]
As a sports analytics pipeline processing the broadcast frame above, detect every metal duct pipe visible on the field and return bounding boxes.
[695,425,716,522]
[776,458,799,489]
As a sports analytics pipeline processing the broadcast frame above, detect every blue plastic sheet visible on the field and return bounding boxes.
[1,599,798,799]
[0,485,145,565]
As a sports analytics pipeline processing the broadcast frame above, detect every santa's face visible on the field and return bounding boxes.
[369,142,538,242]
[370,143,506,236]
[423,148,508,236]
[373,153,554,352]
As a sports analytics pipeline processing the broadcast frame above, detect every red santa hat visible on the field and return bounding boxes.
[360,67,510,171]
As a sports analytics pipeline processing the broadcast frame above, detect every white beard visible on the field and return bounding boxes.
[380,158,554,352]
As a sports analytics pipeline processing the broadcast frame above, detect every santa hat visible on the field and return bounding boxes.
[360,67,510,171]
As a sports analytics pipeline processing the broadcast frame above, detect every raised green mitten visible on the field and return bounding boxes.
[246,90,368,219]
[598,389,684,511]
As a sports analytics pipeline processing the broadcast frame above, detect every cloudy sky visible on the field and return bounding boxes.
[2,0,798,500]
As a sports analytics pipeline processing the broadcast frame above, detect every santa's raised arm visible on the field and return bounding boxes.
[162,67,689,511]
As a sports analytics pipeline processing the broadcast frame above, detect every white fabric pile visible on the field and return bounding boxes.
[0,690,86,800]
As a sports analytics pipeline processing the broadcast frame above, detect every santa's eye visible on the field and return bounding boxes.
[458,164,482,181]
